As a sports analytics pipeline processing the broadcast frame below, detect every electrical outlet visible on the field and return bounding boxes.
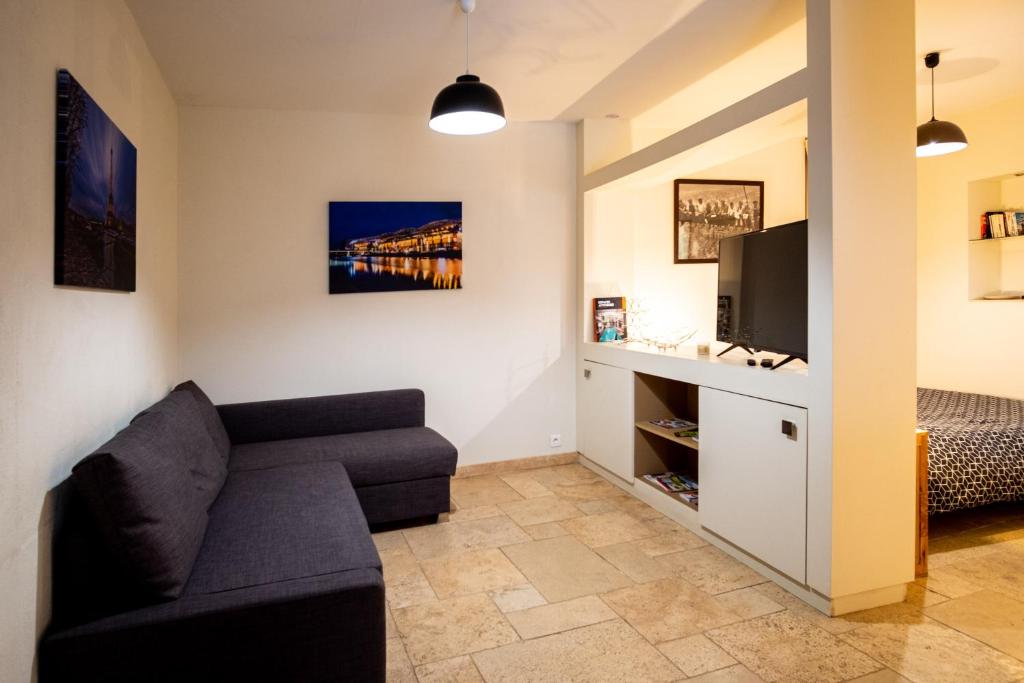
[549,434,562,448]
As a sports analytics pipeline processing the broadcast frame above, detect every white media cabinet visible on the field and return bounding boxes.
[577,341,824,609]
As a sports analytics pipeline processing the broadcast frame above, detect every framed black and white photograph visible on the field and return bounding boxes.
[674,179,763,263]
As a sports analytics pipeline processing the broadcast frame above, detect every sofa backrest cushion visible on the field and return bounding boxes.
[173,380,232,460]
[72,391,226,600]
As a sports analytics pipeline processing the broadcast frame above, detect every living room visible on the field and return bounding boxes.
[3,0,1024,681]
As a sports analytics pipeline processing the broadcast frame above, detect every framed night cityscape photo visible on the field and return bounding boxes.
[328,201,463,294]
[54,69,137,291]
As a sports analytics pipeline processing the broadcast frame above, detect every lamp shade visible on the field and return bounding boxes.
[429,74,506,135]
[916,118,968,158]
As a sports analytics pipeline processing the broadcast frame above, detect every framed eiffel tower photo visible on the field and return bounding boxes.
[54,69,138,292]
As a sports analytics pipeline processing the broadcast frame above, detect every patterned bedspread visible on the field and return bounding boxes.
[918,388,1024,514]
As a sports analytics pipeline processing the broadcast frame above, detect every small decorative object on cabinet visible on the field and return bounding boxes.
[55,69,137,292]
[328,202,462,294]
[674,179,763,263]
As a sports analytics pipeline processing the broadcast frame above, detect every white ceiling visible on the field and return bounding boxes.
[915,0,1024,121]
[126,0,1024,125]
[125,0,704,121]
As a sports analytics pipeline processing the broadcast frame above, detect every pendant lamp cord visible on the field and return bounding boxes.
[930,65,935,121]
[465,9,470,74]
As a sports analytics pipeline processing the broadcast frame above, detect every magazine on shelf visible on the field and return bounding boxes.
[593,297,627,342]
[649,417,698,431]
[643,472,698,493]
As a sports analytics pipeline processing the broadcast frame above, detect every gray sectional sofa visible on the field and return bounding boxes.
[39,381,457,682]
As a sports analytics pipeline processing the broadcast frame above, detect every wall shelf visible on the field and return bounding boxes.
[967,174,1024,300]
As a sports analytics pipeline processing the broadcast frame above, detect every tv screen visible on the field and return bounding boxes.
[716,220,807,360]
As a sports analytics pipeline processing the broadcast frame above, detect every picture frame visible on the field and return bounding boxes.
[673,179,764,264]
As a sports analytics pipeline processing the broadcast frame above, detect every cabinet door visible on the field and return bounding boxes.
[699,387,807,583]
[578,360,633,481]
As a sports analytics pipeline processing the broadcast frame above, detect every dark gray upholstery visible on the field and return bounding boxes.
[43,383,455,683]
[173,380,232,461]
[356,476,452,526]
[73,391,225,600]
[228,427,457,487]
[185,463,379,594]
[218,389,425,445]
[39,568,385,683]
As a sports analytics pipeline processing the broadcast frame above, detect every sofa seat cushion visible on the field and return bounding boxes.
[227,427,458,488]
[184,462,379,595]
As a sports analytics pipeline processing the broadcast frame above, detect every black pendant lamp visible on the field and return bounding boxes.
[916,52,967,158]
[429,0,506,135]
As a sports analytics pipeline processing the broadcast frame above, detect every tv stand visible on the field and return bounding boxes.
[717,343,754,358]
[771,355,805,371]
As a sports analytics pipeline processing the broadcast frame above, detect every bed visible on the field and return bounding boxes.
[918,387,1024,514]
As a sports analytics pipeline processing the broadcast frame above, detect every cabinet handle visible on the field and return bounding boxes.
[583,369,591,379]
[781,420,797,439]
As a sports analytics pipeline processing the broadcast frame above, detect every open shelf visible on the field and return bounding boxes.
[634,420,699,450]
[637,474,698,511]
[967,173,1024,300]
[634,372,700,511]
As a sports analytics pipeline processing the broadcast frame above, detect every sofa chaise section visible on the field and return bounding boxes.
[219,389,458,524]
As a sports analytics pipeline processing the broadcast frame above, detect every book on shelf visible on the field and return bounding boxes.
[593,297,627,342]
[676,429,699,441]
[983,211,1024,239]
[678,491,699,505]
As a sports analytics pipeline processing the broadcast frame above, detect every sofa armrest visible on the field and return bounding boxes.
[40,567,385,683]
[217,389,425,445]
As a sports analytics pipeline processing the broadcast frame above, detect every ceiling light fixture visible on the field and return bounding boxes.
[429,0,506,135]
[916,52,967,158]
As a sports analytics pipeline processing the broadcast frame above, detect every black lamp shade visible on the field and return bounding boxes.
[916,118,968,157]
[429,74,506,135]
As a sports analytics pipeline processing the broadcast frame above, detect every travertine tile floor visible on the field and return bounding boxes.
[376,464,1024,682]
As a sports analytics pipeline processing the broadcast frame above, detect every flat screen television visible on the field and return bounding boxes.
[716,219,807,365]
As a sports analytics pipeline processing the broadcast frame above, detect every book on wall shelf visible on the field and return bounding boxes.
[593,297,627,342]
[980,211,1024,239]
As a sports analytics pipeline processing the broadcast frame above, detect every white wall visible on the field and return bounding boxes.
[178,108,577,465]
[583,137,807,344]
[0,1,180,679]
[918,93,1024,400]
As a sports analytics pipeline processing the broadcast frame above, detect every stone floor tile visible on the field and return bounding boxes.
[713,586,784,620]
[414,655,484,683]
[707,611,882,682]
[595,540,676,583]
[489,584,547,613]
[373,529,411,553]
[392,593,519,666]
[561,510,656,548]
[657,633,738,677]
[657,545,765,594]
[686,664,765,682]
[601,577,743,644]
[502,536,632,602]
[839,611,1024,683]
[505,594,618,639]
[938,549,1024,601]
[403,516,530,561]
[420,548,528,599]
[471,619,681,682]
[498,496,583,527]
[924,589,1024,660]
[451,475,523,509]
[381,547,438,609]
[551,479,623,502]
[386,637,417,682]
[526,464,600,488]
[521,521,569,540]
[498,472,554,499]
[446,505,506,523]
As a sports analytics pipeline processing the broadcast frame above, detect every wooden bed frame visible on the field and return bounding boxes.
[916,430,929,577]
